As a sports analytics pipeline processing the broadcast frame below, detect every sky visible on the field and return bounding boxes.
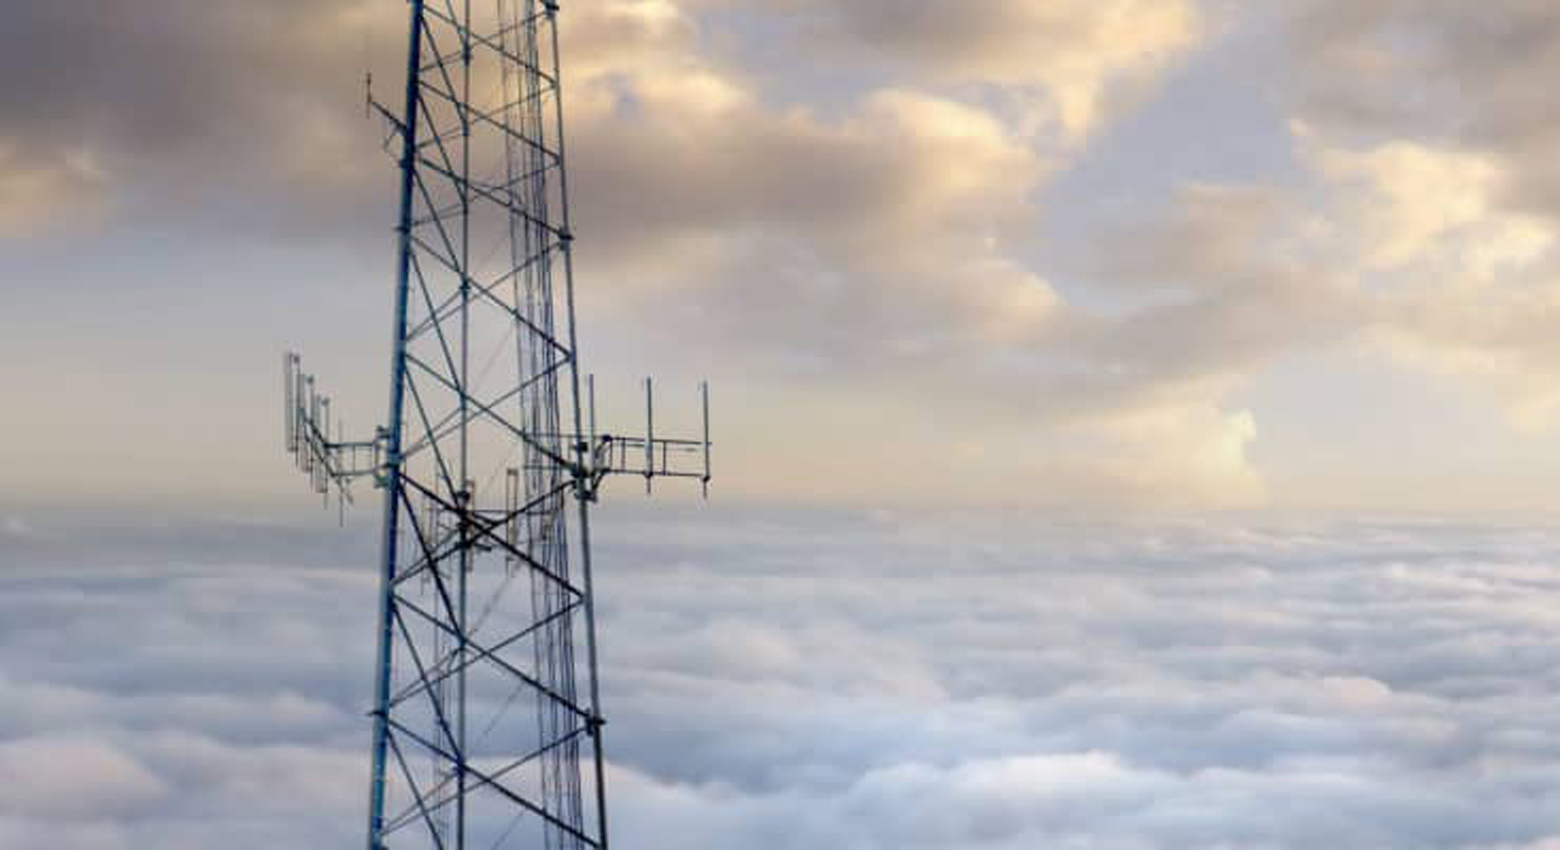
[6,2,1560,849]
[9,0,1560,514]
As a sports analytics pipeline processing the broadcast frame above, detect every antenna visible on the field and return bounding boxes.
[283,351,381,513]
[279,3,712,848]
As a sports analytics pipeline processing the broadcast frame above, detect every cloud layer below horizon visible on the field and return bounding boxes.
[3,507,1559,848]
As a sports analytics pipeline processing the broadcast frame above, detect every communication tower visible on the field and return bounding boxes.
[281,2,711,847]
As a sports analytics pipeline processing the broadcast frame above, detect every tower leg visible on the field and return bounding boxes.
[367,1,427,847]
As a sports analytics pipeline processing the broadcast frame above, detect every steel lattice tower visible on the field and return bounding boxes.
[280,2,711,848]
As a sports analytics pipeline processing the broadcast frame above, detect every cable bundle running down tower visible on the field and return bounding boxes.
[280,2,711,848]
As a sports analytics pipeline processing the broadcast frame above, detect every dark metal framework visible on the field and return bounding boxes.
[280,2,710,848]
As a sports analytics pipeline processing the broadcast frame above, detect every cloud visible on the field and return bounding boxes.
[762,0,1203,144]
[12,0,1560,511]
[0,737,168,819]
[0,143,108,237]
[1265,2,1560,430]
[546,1,1264,507]
[1288,0,1560,221]
[1306,138,1548,272]
[1322,140,1560,428]
[0,1,398,238]
[1003,0,1560,477]
[673,0,1201,78]
[0,0,1197,237]
[0,0,1245,509]
[5,512,1560,847]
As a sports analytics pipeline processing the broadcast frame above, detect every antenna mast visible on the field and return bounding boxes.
[282,2,712,848]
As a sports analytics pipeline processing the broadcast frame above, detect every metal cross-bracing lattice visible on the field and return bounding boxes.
[279,2,712,848]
